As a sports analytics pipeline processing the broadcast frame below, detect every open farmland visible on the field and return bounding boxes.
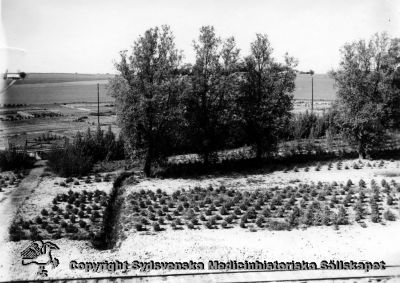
[2,80,113,106]
[12,73,114,85]
[1,73,335,106]
[0,102,118,150]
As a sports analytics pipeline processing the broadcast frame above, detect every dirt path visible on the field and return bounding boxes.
[0,161,45,243]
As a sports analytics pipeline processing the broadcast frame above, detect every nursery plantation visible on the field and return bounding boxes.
[9,174,115,242]
[122,161,400,234]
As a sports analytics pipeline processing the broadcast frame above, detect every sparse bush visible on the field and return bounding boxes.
[205,220,214,229]
[387,195,394,206]
[134,223,144,231]
[336,206,348,225]
[221,221,228,228]
[383,209,396,221]
[256,216,264,227]
[267,220,290,231]
[79,220,86,228]
[371,210,380,223]
[152,222,162,231]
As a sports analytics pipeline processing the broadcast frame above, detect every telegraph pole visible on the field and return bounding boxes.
[298,69,315,113]
[97,83,100,125]
[309,70,315,113]
[311,75,314,113]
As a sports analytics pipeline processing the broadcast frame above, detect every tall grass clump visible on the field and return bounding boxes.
[47,126,125,177]
[0,146,35,171]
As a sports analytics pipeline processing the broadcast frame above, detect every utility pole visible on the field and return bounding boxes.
[97,83,100,125]
[309,70,315,113]
[298,69,315,113]
[311,75,314,113]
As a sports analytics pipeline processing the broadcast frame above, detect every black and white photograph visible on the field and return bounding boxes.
[1,0,400,281]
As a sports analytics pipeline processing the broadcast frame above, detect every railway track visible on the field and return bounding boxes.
[4,265,400,283]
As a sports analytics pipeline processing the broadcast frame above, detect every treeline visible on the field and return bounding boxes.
[47,126,125,177]
[108,27,400,176]
[108,25,298,176]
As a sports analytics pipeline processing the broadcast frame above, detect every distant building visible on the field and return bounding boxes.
[3,73,23,80]
[17,111,34,119]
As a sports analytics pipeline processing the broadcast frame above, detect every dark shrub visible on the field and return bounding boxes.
[221,221,228,228]
[134,223,144,231]
[9,221,26,241]
[35,216,43,224]
[256,216,265,227]
[336,206,348,225]
[387,195,394,206]
[267,220,290,231]
[371,210,380,223]
[0,147,35,171]
[65,224,78,233]
[78,220,86,228]
[205,220,214,229]
[152,222,162,231]
[383,209,396,221]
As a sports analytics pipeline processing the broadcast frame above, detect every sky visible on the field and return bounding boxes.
[1,0,400,74]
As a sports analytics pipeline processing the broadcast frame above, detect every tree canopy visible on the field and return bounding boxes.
[108,25,185,176]
[331,32,400,158]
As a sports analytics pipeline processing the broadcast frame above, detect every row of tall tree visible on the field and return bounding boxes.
[108,25,297,175]
[109,26,400,176]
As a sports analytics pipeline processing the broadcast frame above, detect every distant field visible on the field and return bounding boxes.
[295,73,336,100]
[12,72,115,85]
[1,73,336,105]
[1,80,112,105]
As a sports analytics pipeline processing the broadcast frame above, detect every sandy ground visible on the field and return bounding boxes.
[1,220,399,281]
[0,158,399,281]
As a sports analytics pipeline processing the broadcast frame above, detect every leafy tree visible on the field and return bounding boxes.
[331,33,400,158]
[108,25,185,176]
[237,34,297,159]
[183,26,241,164]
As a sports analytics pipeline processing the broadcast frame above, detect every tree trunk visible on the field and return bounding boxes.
[255,144,263,161]
[203,151,209,166]
[358,141,366,159]
[143,150,152,177]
